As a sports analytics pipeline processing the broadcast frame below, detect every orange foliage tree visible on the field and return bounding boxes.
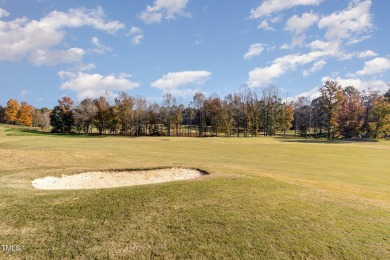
[17,101,34,126]
[5,99,20,124]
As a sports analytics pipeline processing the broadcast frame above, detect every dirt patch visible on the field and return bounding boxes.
[32,168,205,190]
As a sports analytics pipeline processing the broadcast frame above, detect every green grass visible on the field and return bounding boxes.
[0,124,389,259]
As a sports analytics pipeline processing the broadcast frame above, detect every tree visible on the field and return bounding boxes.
[163,93,176,136]
[370,96,390,138]
[114,92,134,135]
[319,80,344,139]
[58,96,74,133]
[385,83,390,102]
[280,102,294,138]
[0,106,6,123]
[50,106,64,132]
[204,96,223,136]
[73,98,97,134]
[337,86,363,138]
[293,96,310,138]
[261,85,280,136]
[245,89,261,137]
[94,96,110,135]
[17,101,34,126]
[192,92,206,137]
[5,99,19,124]
[311,97,325,139]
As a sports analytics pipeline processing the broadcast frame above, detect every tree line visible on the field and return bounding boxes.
[1,80,389,139]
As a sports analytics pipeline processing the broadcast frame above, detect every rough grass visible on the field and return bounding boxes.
[0,124,389,259]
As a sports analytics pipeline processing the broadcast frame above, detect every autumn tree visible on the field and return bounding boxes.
[0,106,6,123]
[58,96,74,133]
[134,97,147,136]
[337,86,363,138]
[370,96,390,138]
[261,85,280,136]
[280,101,294,137]
[311,97,325,139]
[204,96,223,136]
[163,93,176,136]
[114,92,134,135]
[245,89,261,136]
[319,80,344,139]
[5,99,20,124]
[93,96,110,135]
[146,102,162,135]
[17,101,34,126]
[73,98,97,134]
[192,92,206,137]
[385,84,390,102]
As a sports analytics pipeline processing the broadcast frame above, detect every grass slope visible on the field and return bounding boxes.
[0,124,389,259]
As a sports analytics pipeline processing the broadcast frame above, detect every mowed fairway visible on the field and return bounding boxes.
[0,124,389,259]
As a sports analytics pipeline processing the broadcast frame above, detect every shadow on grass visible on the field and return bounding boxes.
[4,127,109,138]
[274,136,379,144]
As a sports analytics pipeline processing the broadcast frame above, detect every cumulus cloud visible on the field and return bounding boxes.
[357,50,377,59]
[151,70,211,96]
[321,76,389,93]
[302,60,326,77]
[285,12,318,34]
[139,0,190,24]
[247,51,323,87]
[128,26,144,45]
[0,7,9,18]
[28,48,85,66]
[90,36,112,54]
[250,0,324,19]
[244,43,265,60]
[318,0,372,41]
[356,57,390,76]
[257,20,275,31]
[59,71,139,98]
[0,6,124,65]
[285,12,318,46]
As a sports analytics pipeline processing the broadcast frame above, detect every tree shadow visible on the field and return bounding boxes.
[275,136,379,144]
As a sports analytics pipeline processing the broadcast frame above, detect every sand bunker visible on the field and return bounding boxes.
[32,168,204,190]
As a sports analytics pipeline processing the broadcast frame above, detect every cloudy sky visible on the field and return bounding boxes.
[0,0,389,107]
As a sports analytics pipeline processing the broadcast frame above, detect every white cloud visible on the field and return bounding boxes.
[295,87,321,100]
[285,12,318,34]
[250,0,324,19]
[257,20,275,31]
[356,57,390,76]
[285,12,318,46]
[128,26,144,45]
[28,48,85,66]
[244,43,265,60]
[321,76,389,93]
[139,0,190,24]
[90,36,112,54]
[151,71,211,96]
[307,40,352,60]
[247,51,323,87]
[302,59,326,77]
[295,76,389,100]
[39,7,124,33]
[59,71,139,98]
[318,0,372,41]
[0,7,124,64]
[357,50,377,59]
[0,8,9,18]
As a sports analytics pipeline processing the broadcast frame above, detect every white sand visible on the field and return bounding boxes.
[32,168,204,190]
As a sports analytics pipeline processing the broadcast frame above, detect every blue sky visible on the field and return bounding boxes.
[0,0,389,108]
